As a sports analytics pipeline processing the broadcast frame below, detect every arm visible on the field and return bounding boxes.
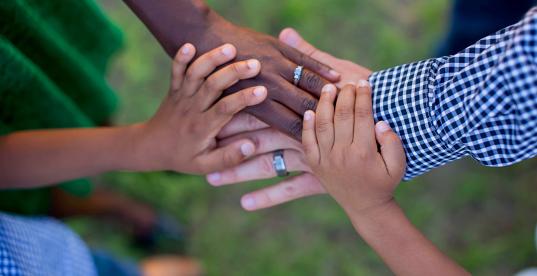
[205,7,537,210]
[122,0,340,139]
[301,82,468,275]
[0,126,140,188]
[349,201,468,276]
[282,7,537,179]
[0,44,267,189]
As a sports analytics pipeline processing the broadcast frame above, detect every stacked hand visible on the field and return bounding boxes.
[204,21,343,139]
[207,28,380,211]
[132,43,267,174]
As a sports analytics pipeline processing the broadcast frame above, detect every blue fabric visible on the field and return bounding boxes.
[370,7,537,180]
[0,213,97,276]
[437,0,536,56]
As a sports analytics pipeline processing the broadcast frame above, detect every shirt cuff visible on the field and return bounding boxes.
[368,59,465,180]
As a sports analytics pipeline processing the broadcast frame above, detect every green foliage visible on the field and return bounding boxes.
[77,1,537,275]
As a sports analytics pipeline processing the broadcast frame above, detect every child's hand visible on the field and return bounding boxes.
[301,81,406,215]
[133,43,267,174]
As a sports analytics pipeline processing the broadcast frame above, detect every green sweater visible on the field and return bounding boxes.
[0,0,123,214]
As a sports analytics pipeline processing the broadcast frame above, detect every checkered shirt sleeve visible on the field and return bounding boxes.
[369,7,537,180]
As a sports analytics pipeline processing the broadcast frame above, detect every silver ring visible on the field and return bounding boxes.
[293,65,304,86]
[273,150,289,177]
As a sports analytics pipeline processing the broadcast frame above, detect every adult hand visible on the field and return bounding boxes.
[208,112,327,211]
[124,0,341,140]
[204,19,341,139]
[278,28,372,87]
[206,28,376,211]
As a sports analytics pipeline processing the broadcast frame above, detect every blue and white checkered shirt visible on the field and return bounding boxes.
[0,213,97,276]
[370,7,537,180]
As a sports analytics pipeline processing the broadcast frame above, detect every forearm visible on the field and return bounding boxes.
[122,0,226,56]
[0,126,143,189]
[370,7,537,180]
[347,201,469,276]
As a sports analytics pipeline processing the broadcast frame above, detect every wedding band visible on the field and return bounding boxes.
[293,65,304,86]
[273,150,289,177]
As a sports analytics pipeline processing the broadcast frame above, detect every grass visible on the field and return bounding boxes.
[73,0,537,275]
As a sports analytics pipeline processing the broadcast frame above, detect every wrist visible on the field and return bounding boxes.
[116,123,155,172]
[123,0,225,57]
[343,198,400,230]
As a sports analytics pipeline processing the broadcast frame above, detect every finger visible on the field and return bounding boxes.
[278,28,341,81]
[199,139,256,173]
[183,44,237,97]
[205,86,267,133]
[334,84,356,146]
[196,59,261,111]
[240,173,326,211]
[315,84,337,156]
[275,82,317,114]
[375,121,407,179]
[218,128,303,155]
[353,80,376,152]
[278,41,340,83]
[282,61,330,97]
[217,112,269,139]
[245,100,303,140]
[302,110,319,164]
[170,43,196,93]
[206,150,309,186]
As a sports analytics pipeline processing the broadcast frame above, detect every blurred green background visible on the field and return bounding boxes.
[71,0,537,275]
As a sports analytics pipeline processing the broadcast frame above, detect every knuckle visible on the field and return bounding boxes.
[316,119,331,133]
[304,145,317,158]
[354,107,372,119]
[301,97,317,111]
[335,107,354,121]
[204,77,219,91]
[209,50,223,63]
[222,150,240,166]
[248,133,262,150]
[283,183,299,197]
[187,122,202,134]
[302,71,324,90]
[185,68,198,82]
[289,118,303,139]
[230,62,246,76]
[356,150,371,161]
[215,100,231,115]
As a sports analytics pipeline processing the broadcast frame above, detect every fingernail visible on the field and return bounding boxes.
[207,172,221,185]
[358,80,370,87]
[221,44,234,57]
[304,110,313,121]
[181,44,191,55]
[253,86,266,97]
[242,195,256,210]
[247,59,260,70]
[329,70,341,78]
[376,121,391,133]
[283,29,300,47]
[240,143,255,156]
[322,84,336,94]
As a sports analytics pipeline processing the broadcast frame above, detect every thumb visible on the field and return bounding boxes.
[279,28,339,67]
[374,121,407,178]
[201,139,256,173]
[279,28,318,56]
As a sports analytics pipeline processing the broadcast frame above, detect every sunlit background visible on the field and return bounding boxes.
[65,1,537,275]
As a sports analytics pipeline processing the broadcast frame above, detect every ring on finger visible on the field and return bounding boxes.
[293,65,304,86]
[272,150,289,177]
